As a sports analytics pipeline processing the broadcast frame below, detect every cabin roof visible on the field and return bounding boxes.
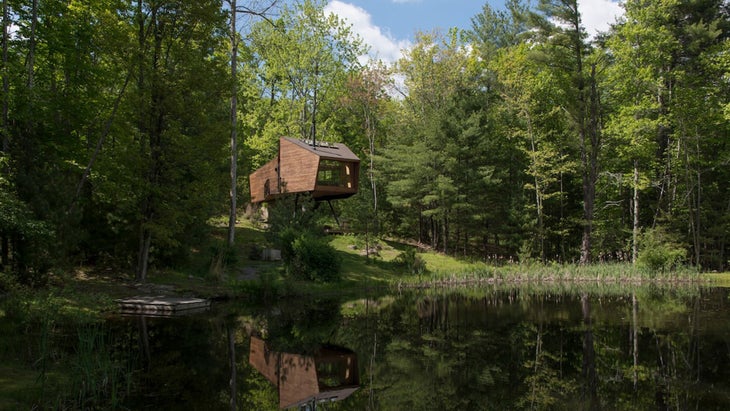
[283,137,360,162]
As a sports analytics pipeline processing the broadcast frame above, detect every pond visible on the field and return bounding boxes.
[2,285,729,410]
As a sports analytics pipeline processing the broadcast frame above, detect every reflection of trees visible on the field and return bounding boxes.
[518,301,577,410]
[24,288,725,409]
[264,297,343,354]
[580,294,599,410]
[124,316,230,409]
[332,289,730,410]
[358,293,520,409]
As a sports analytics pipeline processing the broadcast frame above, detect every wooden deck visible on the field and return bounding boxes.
[116,296,210,316]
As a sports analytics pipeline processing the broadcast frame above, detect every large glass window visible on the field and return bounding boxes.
[317,160,352,187]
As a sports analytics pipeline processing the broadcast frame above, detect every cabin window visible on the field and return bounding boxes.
[317,160,352,187]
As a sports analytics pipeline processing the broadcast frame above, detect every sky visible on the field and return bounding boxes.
[324,0,624,64]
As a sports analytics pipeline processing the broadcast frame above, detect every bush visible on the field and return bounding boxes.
[637,227,685,273]
[287,234,341,282]
[395,247,427,275]
[207,241,238,280]
[278,226,300,264]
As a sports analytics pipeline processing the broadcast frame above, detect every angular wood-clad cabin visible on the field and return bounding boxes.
[249,137,360,203]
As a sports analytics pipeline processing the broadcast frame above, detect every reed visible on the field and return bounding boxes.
[394,262,708,290]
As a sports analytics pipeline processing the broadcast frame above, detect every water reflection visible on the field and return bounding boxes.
[2,287,730,410]
[248,335,359,409]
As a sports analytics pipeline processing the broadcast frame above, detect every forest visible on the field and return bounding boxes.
[0,0,728,284]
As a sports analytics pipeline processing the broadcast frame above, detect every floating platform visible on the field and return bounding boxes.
[116,295,211,316]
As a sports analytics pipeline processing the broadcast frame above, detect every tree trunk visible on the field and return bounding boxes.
[0,235,7,269]
[228,0,238,247]
[528,114,545,262]
[136,225,151,281]
[27,0,38,89]
[693,137,701,265]
[2,0,8,153]
[365,107,379,234]
[632,160,639,264]
[580,65,601,265]
[136,3,164,281]
[1,0,8,269]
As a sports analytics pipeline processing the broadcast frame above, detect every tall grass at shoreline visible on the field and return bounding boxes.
[394,261,707,289]
[328,235,712,291]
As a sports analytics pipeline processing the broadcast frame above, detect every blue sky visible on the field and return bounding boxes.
[324,0,624,64]
[333,0,488,40]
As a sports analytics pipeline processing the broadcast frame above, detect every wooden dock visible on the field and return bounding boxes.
[116,295,210,316]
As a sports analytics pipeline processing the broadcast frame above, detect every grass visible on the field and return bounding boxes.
[0,363,45,409]
[704,272,730,287]
[219,219,718,298]
[324,234,714,293]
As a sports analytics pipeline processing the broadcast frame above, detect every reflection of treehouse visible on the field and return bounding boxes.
[248,335,360,409]
[249,137,360,204]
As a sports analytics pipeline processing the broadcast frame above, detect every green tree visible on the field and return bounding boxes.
[528,0,603,264]
[225,0,279,248]
[243,0,365,170]
[128,0,229,280]
[492,43,577,262]
[603,0,730,269]
[337,64,394,238]
[2,0,133,276]
[385,29,500,254]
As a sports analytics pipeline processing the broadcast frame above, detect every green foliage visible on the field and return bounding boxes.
[395,247,427,275]
[637,227,686,273]
[265,195,325,246]
[0,0,728,277]
[288,234,342,282]
[243,0,366,163]
[0,189,54,285]
[278,225,300,265]
[263,195,342,282]
[208,240,238,281]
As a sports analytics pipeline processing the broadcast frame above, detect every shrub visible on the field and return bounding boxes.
[278,226,300,264]
[207,241,238,280]
[395,247,427,275]
[287,234,341,282]
[637,227,685,273]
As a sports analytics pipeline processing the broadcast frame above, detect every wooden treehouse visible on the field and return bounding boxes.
[249,137,360,204]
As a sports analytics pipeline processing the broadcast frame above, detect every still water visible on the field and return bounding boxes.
[2,286,730,410]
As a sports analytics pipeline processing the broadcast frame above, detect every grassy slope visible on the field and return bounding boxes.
[165,218,723,295]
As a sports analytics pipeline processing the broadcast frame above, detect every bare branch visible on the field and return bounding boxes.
[228,0,279,28]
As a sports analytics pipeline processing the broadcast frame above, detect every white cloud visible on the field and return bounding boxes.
[580,0,623,37]
[325,1,411,65]
[8,23,19,39]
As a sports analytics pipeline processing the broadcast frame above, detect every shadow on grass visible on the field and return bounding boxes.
[335,248,406,290]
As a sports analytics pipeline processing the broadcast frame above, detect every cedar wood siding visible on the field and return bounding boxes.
[248,157,279,203]
[278,137,320,194]
[249,137,360,203]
